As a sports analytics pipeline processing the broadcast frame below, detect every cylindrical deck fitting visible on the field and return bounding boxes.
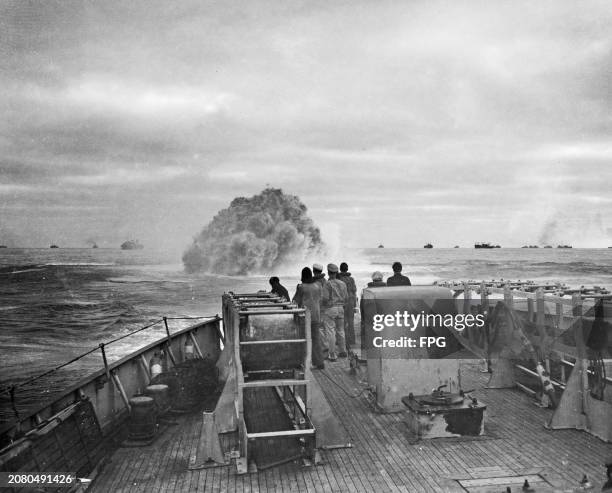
[145,384,171,415]
[128,395,158,440]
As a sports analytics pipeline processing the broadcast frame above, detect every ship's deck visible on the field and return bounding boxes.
[89,361,612,492]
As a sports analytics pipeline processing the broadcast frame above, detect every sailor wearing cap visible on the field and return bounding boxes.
[312,263,329,358]
[360,271,387,353]
[338,262,357,350]
[321,263,349,361]
[312,263,325,280]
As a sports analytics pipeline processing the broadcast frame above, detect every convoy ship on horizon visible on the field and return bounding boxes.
[2,243,612,249]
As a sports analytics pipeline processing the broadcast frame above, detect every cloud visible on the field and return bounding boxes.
[63,165,189,186]
[524,142,612,162]
[56,78,235,118]
[1,0,611,249]
[0,183,37,195]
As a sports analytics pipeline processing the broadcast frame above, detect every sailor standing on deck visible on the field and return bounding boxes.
[312,263,326,286]
[269,276,290,301]
[322,263,348,361]
[360,271,387,353]
[368,271,387,288]
[338,262,357,351]
[312,263,329,360]
[386,262,412,286]
[293,267,324,369]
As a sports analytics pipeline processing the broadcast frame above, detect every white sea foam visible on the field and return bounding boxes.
[45,262,115,266]
[2,268,45,274]
[0,305,23,311]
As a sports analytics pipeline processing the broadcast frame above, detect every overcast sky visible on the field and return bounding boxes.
[1,0,611,252]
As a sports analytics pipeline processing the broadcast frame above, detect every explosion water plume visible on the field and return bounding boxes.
[182,188,325,275]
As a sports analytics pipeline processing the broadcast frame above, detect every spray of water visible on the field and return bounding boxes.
[182,188,325,275]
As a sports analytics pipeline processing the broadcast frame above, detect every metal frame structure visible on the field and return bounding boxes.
[441,280,612,442]
[218,292,317,473]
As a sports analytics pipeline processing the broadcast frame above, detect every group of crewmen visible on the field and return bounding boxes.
[268,261,411,370]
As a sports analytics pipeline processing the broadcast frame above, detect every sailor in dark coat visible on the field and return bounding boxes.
[269,276,290,301]
[338,262,357,349]
[385,262,411,286]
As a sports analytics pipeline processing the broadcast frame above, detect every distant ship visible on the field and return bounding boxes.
[557,245,573,249]
[544,245,553,248]
[121,240,144,250]
[454,245,460,248]
[474,243,501,249]
[50,244,59,249]
[423,243,433,249]
[0,245,7,249]
[377,244,384,248]
[521,245,539,249]
[92,243,99,249]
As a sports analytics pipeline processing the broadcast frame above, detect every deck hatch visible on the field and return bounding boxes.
[457,473,554,492]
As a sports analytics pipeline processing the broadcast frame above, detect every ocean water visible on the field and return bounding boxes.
[1,246,611,424]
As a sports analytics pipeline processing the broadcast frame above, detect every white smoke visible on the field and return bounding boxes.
[182,188,325,275]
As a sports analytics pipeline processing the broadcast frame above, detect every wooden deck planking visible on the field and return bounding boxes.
[317,372,414,491]
[118,439,149,492]
[360,402,436,491]
[320,403,400,491]
[172,417,192,492]
[158,424,183,492]
[89,360,612,492]
[128,443,153,492]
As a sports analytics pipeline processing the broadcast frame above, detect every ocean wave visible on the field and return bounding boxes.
[108,277,165,284]
[108,279,196,286]
[530,261,612,275]
[45,262,116,267]
[0,264,45,275]
[0,263,115,278]
[2,299,135,319]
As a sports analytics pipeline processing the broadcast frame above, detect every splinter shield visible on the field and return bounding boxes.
[361,286,462,360]
[360,286,466,412]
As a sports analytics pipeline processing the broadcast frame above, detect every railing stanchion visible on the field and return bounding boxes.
[163,317,177,365]
[139,354,151,384]
[189,332,204,359]
[100,343,110,381]
[216,315,225,344]
[111,371,132,414]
